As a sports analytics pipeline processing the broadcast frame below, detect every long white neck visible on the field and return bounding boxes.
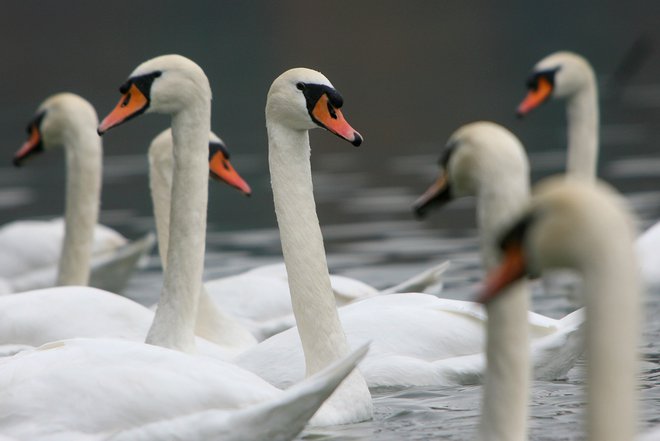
[57,126,102,286]
[582,237,639,441]
[566,77,599,181]
[146,105,210,353]
[477,175,531,441]
[148,141,256,351]
[267,121,372,422]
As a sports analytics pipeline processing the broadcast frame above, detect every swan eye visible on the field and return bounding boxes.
[296,82,306,91]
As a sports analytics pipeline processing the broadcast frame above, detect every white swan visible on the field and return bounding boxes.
[3,93,154,294]
[0,53,373,440]
[235,76,582,400]
[0,337,369,439]
[517,51,660,287]
[482,177,642,441]
[149,128,449,341]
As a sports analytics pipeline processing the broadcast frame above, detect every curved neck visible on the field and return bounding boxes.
[146,104,210,353]
[566,79,599,181]
[267,122,350,371]
[267,120,372,421]
[583,241,639,441]
[148,141,256,352]
[477,176,530,441]
[57,127,103,286]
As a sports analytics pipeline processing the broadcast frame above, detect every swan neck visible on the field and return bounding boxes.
[148,144,173,267]
[566,80,599,181]
[267,122,351,370]
[57,127,102,286]
[267,120,372,422]
[583,243,639,441]
[148,136,256,352]
[146,104,210,353]
[477,176,530,441]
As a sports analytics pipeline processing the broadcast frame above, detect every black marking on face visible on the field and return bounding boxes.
[208,141,230,162]
[119,71,162,98]
[525,67,560,91]
[439,139,459,169]
[498,210,537,252]
[298,82,344,121]
[25,111,46,135]
[14,111,47,167]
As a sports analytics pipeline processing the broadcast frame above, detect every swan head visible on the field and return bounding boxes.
[479,177,635,303]
[266,68,363,146]
[517,51,595,117]
[98,54,211,134]
[14,93,98,167]
[149,128,251,195]
[413,121,528,217]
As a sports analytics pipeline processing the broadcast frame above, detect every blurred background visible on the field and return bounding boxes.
[2,0,659,236]
[2,2,660,438]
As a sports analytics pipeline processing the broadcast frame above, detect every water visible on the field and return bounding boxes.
[1,1,659,439]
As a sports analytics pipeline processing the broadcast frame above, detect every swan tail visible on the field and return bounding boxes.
[558,307,585,330]
[89,232,156,294]
[531,307,586,380]
[107,343,369,441]
[380,260,450,294]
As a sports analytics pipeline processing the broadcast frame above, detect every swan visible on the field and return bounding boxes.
[149,128,449,341]
[0,64,258,357]
[3,93,154,294]
[481,177,642,441]
[0,337,369,439]
[517,51,660,287]
[235,75,582,400]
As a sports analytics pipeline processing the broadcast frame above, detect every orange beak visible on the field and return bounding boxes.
[209,150,252,195]
[312,94,363,146]
[13,125,44,167]
[516,76,553,117]
[413,174,451,218]
[478,243,527,304]
[98,84,149,135]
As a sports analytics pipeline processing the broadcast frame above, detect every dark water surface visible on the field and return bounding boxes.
[1,2,659,439]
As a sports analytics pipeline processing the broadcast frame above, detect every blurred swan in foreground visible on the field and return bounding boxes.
[482,177,642,441]
[518,50,660,287]
[416,122,583,440]
[0,93,153,295]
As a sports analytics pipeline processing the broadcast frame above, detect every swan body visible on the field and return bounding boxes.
[519,51,660,287]
[0,337,369,439]
[237,293,581,388]
[0,286,234,359]
[484,178,641,441]
[6,93,153,294]
[240,122,583,395]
